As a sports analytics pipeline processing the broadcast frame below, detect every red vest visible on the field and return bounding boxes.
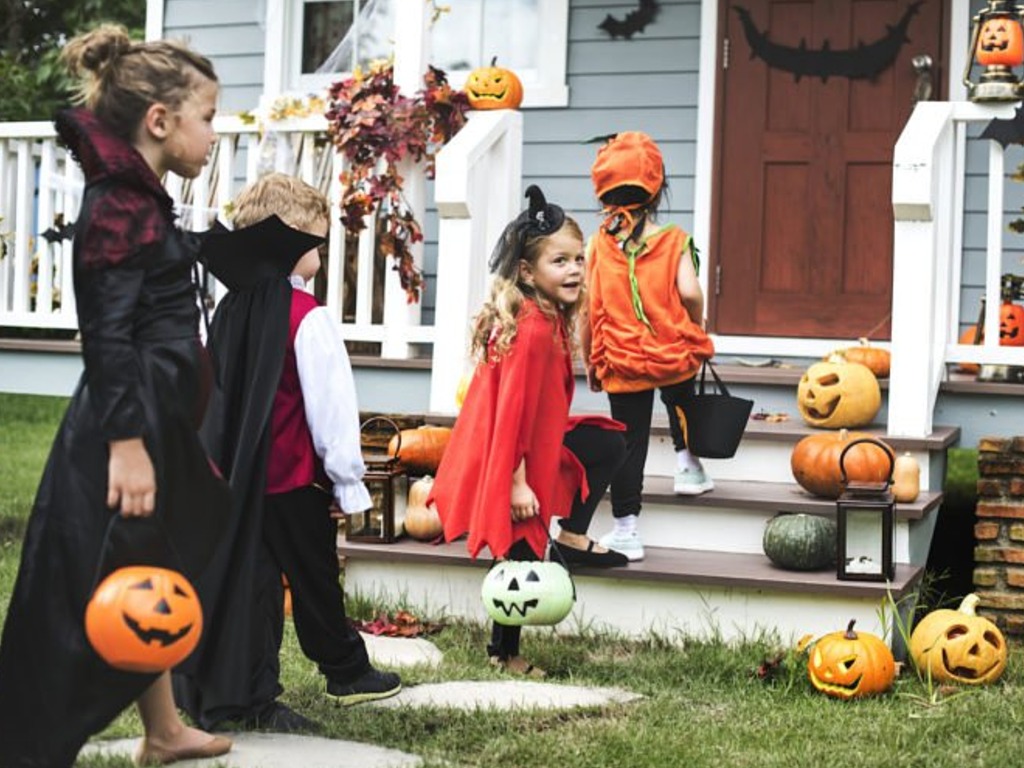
[265,289,322,494]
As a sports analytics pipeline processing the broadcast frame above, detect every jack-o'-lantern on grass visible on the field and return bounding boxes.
[465,57,524,110]
[797,359,881,429]
[807,619,895,700]
[480,560,574,626]
[791,428,895,499]
[85,566,203,673]
[976,14,1024,69]
[909,594,1007,685]
[999,302,1024,346]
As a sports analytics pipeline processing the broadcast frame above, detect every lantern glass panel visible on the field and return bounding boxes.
[836,491,895,582]
[346,469,408,543]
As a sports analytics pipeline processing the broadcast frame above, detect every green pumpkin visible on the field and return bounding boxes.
[480,560,575,626]
[762,513,837,571]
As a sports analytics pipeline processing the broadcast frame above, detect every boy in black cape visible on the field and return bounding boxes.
[173,172,401,732]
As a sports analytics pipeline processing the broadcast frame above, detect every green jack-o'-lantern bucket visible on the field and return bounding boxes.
[481,558,575,627]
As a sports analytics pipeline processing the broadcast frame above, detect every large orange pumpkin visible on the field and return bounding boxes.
[85,566,203,673]
[999,301,1024,346]
[796,360,881,429]
[808,619,895,700]
[388,425,452,475]
[465,57,524,110]
[791,429,895,499]
[976,15,1024,68]
[909,594,1007,686]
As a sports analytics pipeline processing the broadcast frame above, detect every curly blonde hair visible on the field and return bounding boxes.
[61,24,217,141]
[232,172,330,235]
[470,216,584,363]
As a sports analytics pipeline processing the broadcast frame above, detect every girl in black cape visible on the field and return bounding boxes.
[0,25,232,768]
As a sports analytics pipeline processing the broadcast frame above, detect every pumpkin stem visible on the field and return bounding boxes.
[844,619,858,639]
[959,593,981,616]
[490,55,498,66]
[858,337,870,346]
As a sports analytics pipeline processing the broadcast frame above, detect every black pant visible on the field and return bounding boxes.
[253,486,370,707]
[607,378,697,519]
[488,424,626,659]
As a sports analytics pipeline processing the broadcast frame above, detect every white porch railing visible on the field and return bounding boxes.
[889,100,1024,438]
[429,110,524,415]
[0,115,424,353]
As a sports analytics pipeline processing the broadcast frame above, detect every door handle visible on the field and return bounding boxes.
[912,54,933,104]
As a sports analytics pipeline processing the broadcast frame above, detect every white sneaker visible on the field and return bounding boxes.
[598,530,645,561]
[674,465,715,495]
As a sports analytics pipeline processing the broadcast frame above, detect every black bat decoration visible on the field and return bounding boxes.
[980,104,1024,148]
[598,0,660,40]
[123,613,195,646]
[734,1,923,82]
[40,214,76,244]
[585,133,619,145]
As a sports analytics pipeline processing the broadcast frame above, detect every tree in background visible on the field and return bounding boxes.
[0,0,145,121]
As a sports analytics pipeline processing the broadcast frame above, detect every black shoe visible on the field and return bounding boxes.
[246,701,322,733]
[325,667,402,706]
[552,540,629,569]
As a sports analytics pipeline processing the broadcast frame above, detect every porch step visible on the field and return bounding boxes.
[338,537,923,644]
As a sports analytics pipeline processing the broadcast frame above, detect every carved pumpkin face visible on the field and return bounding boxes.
[999,302,1024,346]
[85,566,203,673]
[909,594,1007,685]
[807,620,895,700]
[465,58,524,110]
[976,16,1024,68]
[480,561,574,626]
[796,361,881,429]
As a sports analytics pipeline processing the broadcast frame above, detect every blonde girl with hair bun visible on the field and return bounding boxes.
[0,24,232,767]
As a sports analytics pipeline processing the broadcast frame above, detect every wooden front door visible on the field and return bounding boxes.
[710,0,946,339]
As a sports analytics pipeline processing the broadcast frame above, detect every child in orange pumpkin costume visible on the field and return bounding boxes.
[584,131,716,563]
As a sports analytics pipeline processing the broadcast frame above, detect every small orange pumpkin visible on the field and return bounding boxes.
[85,566,203,673]
[999,301,1024,346]
[388,425,452,475]
[791,428,895,499]
[976,15,1024,68]
[830,338,890,378]
[956,324,983,374]
[465,57,524,110]
[404,475,443,541]
[808,619,895,700]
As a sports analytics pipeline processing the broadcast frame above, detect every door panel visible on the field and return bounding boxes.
[711,0,945,339]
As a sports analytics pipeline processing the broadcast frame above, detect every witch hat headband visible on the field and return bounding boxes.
[488,185,566,280]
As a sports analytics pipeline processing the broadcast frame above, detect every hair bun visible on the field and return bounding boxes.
[69,24,134,77]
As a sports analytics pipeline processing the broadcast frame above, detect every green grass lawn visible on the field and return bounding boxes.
[3,393,1024,768]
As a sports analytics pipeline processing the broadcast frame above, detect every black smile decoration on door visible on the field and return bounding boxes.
[733,1,923,82]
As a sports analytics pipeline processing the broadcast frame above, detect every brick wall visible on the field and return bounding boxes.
[974,436,1024,636]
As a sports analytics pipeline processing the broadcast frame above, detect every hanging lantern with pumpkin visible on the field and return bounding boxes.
[976,10,1024,68]
[999,301,1024,346]
[480,560,575,626]
[966,2,1024,102]
[465,57,524,110]
[807,619,895,700]
[791,428,895,500]
[909,594,1007,685]
[404,475,444,541]
[85,566,203,673]
[796,359,881,429]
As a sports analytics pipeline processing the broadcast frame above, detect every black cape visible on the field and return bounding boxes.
[171,217,322,727]
[0,109,230,768]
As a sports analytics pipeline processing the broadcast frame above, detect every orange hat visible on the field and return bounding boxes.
[590,131,665,202]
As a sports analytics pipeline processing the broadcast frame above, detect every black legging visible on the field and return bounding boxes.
[607,377,697,519]
[488,423,626,660]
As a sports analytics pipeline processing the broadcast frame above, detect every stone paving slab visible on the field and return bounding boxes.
[79,733,421,768]
[372,680,643,711]
[361,632,444,669]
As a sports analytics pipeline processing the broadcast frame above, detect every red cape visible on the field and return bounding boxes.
[430,301,584,559]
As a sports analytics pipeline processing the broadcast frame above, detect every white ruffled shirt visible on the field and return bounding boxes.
[291,276,373,513]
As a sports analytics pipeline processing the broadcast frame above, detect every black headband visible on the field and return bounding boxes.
[487,184,566,280]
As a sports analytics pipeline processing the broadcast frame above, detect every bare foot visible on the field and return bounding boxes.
[136,726,232,766]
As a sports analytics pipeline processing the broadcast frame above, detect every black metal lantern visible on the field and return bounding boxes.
[836,438,896,582]
[964,0,1024,102]
[345,417,408,544]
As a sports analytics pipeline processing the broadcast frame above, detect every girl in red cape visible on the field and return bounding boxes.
[430,186,628,677]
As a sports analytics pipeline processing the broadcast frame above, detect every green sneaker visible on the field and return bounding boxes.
[674,465,714,495]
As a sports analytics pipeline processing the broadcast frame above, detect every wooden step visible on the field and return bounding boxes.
[339,536,923,644]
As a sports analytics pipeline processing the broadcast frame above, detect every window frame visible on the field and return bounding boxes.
[262,0,569,108]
